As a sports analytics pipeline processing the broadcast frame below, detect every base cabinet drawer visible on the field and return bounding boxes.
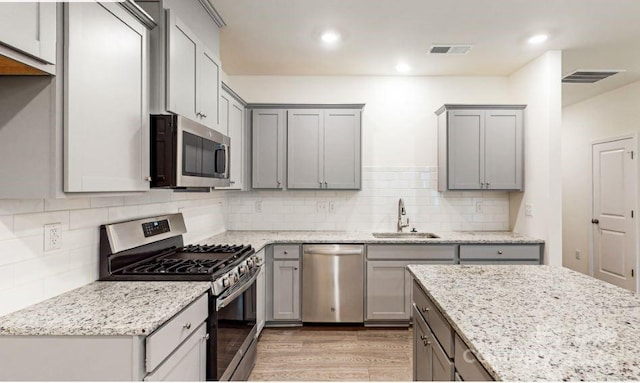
[144,323,207,381]
[459,244,541,261]
[413,281,454,358]
[367,244,456,260]
[146,294,208,372]
[273,244,300,259]
[413,306,454,381]
[454,334,493,381]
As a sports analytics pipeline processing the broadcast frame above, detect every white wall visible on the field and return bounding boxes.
[562,80,640,274]
[0,191,226,316]
[226,75,513,231]
[228,75,512,167]
[508,51,563,266]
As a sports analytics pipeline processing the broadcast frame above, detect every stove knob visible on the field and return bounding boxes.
[246,259,254,268]
[233,274,239,282]
[239,265,248,273]
[222,278,230,288]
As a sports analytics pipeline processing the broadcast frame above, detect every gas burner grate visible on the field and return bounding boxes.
[181,244,248,253]
[122,258,223,275]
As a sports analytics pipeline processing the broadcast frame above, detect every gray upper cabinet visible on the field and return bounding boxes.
[437,105,524,192]
[287,108,362,190]
[167,10,220,130]
[219,86,246,190]
[0,2,56,74]
[252,109,286,189]
[64,2,150,192]
[287,110,324,189]
[323,109,362,189]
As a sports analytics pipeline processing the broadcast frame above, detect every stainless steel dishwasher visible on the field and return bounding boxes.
[302,244,364,323]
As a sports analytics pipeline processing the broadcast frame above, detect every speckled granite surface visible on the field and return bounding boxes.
[201,230,544,252]
[407,265,640,381]
[0,281,211,336]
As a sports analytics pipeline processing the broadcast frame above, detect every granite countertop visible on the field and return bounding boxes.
[0,281,211,336]
[407,265,640,381]
[202,230,544,252]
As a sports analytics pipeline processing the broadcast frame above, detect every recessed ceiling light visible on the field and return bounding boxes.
[395,63,411,73]
[528,34,548,44]
[321,31,341,44]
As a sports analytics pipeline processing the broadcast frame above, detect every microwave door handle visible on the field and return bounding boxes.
[224,144,230,179]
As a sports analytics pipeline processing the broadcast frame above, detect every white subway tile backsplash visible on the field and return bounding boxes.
[44,198,91,212]
[226,167,509,232]
[13,211,70,238]
[0,199,44,216]
[0,215,13,241]
[0,193,226,316]
[69,208,109,230]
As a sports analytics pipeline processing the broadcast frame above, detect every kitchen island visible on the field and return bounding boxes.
[408,265,640,381]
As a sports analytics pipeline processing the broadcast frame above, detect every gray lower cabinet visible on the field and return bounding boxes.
[252,109,286,189]
[287,109,362,190]
[437,105,524,192]
[266,245,301,323]
[412,280,492,382]
[365,245,456,325]
[0,293,208,381]
[256,249,266,336]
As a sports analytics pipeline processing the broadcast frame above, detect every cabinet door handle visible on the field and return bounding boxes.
[421,306,430,313]
[204,333,210,340]
[230,181,235,185]
[423,340,431,346]
[420,335,427,340]
[145,176,152,182]
[183,322,192,330]
[324,181,328,187]
[277,180,281,187]
[486,182,490,188]
[283,251,288,254]
[293,267,298,270]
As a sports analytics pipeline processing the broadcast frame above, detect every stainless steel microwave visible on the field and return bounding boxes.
[150,114,230,188]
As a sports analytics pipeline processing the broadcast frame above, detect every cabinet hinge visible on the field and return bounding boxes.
[632,269,635,277]
[632,210,635,218]
[630,150,635,160]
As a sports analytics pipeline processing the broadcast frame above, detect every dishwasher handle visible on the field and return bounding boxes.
[303,245,364,256]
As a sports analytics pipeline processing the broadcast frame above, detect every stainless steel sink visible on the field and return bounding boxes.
[372,232,440,239]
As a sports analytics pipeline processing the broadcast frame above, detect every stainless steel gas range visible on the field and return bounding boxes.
[99,213,260,381]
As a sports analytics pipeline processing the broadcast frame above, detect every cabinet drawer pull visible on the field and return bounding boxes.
[283,251,288,254]
[420,335,427,340]
[497,250,503,255]
[294,267,298,270]
[421,306,430,313]
[423,339,431,347]
[183,322,192,330]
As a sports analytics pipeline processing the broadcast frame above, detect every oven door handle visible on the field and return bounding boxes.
[216,267,260,310]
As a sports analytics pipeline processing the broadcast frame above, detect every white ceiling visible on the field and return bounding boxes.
[211,0,640,106]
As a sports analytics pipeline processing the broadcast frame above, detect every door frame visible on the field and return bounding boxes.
[589,133,638,292]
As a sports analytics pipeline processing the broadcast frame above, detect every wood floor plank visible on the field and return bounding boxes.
[250,327,413,381]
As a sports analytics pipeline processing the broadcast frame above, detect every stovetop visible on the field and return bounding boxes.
[120,244,254,276]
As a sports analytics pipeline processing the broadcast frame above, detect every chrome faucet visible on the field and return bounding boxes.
[397,198,409,232]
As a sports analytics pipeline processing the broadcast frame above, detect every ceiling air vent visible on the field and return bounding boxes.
[562,70,624,84]
[428,45,472,55]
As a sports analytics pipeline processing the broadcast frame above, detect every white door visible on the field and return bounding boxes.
[592,138,636,291]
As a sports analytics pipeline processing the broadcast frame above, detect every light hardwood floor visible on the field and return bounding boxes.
[249,327,413,381]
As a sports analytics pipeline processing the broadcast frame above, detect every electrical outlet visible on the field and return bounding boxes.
[316,201,328,213]
[44,223,62,252]
[475,201,483,213]
[328,201,335,213]
[575,249,581,260]
[255,201,263,213]
[525,204,533,217]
